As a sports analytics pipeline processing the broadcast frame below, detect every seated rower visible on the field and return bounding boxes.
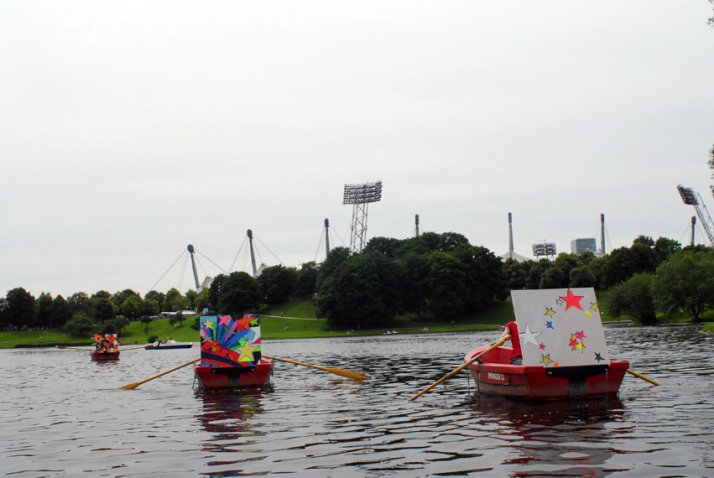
[499,322,523,365]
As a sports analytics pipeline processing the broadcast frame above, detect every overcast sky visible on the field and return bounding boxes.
[2,1,714,299]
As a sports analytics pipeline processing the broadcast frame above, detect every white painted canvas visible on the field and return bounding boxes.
[511,288,610,368]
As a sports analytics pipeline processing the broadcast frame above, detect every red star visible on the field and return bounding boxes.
[561,289,584,311]
[234,314,253,332]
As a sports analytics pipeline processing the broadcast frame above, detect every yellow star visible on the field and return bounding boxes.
[541,354,553,366]
[585,310,592,318]
[237,342,257,362]
[590,302,599,311]
[204,317,215,331]
[545,307,555,317]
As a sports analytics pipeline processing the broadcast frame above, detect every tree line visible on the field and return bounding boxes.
[2,230,713,336]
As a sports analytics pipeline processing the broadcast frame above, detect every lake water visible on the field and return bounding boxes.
[1,326,713,477]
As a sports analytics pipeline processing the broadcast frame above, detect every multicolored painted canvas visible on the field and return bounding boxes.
[200,314,262,367]
[511,288,610,368]
[94,334,118,352]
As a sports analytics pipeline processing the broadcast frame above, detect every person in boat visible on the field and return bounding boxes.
[499,322,523,365]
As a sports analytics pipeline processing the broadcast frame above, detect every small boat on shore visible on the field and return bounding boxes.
[465,345,628,400]
[90,350,120,361]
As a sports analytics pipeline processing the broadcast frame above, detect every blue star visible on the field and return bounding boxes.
[546,321,554,329]
[594,352,604,363]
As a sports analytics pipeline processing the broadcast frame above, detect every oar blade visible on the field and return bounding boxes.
[327,367,369,380]
[118,382,141,390]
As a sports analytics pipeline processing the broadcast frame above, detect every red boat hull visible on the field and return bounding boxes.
[465,346,628,400]
[194,360,274,390]
[91,350,120,361]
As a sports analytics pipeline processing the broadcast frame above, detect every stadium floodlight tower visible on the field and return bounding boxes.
[677,185,714,246]
[343,181,382,253]
[532,241,557,260]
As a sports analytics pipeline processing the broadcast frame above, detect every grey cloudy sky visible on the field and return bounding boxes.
[2,1,714,298]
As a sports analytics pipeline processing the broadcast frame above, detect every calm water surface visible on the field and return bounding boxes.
[1,326,713,477]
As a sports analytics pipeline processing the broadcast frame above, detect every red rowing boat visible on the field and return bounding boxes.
[194,359,274,390]
[465,345,628,400]
[90,350,120,361]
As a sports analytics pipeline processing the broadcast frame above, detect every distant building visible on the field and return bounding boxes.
[571,238,597,254]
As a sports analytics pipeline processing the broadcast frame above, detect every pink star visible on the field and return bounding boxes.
[539,343,546,350]
[218,316,232,328]
[576,331,587,340]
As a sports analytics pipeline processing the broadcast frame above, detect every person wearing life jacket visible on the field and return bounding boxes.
[499,322,523,365]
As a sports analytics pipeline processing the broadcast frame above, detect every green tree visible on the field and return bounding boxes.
[0,298,8,330]
[49,295,72,329]
[218,271,261,316]
[334,252,401,328]
[654,237,682,264]
[107,316,130,335]
[605,273,657,325]
[399,253,430,316]
[120,296,142,319]
[526,259,551,289]
[652,250,714,321]
[139,299,160,317]
[4,287,36,330]
[67,292,91,316]
[195,288,210,312]
[164,288,184,312]
[36,292,53,329]
[141,315,153,335]
[185,290,198,309]
[503,258,532,291]
[425,251,468,320]
[294,261,318,299]
[144,290,166,311]
[208,274,227,312]
[93,297,116,323]
[65,313,95,336]
[92,290,112,300]
[257,265,297,305]
[452,245,508,312]
[540,266,567,289]
[569,266,597,288]
[112,289,141,309]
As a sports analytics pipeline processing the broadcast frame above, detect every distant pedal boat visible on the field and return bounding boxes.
[465,345,628,400]
[146,343,194,350]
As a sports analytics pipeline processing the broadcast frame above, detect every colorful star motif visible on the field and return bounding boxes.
[539,343,546,350]
[561,289,584,310]
[569,330,587,352]
[590,302,598,311]
[546,321,554,329]
[235,315,253,332]
[204,317,216,331]
[594,352,604,363]
[545,307,555,317]
[519,324,542,347]
[540,354,553,366]
[236,342,257,362]
[585,310,592,318]
[218,316,232,328]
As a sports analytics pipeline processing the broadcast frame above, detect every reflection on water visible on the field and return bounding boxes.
[1,326,714,477]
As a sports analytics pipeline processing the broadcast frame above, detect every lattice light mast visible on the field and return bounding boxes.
[324,218,331,256]
[677,185,714,246]
[343,181,382,253]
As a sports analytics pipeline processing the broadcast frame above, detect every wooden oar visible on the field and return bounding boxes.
[263,354,368,380]
[408,337,507,402]
[118,359,200,390]
[627,369,661,386]
[57,346,92,351]
[120,345,154,351]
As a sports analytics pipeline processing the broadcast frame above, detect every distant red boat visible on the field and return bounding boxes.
[465,345,628,400]
[194,359,274,390]
[90,350,120,361]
